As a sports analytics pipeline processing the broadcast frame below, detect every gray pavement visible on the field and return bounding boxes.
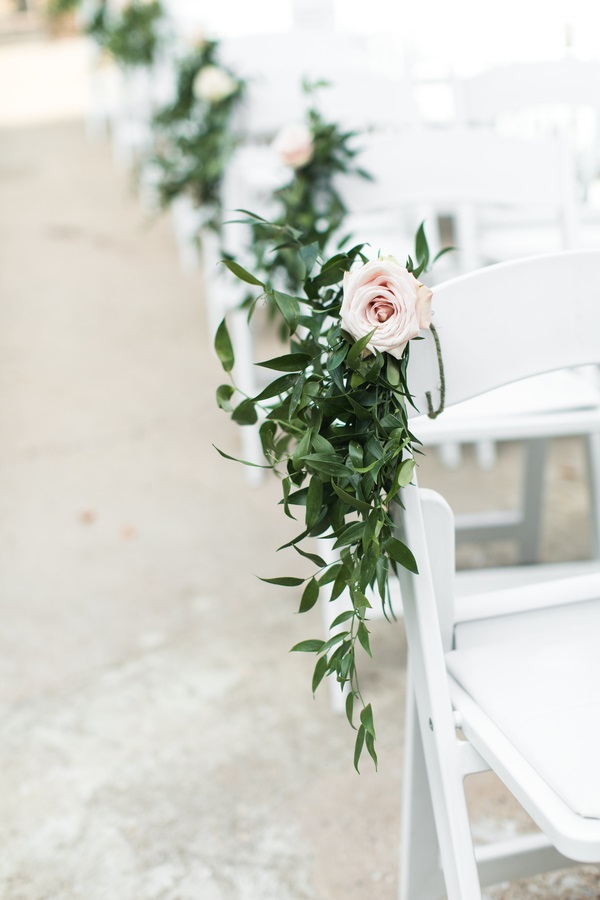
[1,39,600,900]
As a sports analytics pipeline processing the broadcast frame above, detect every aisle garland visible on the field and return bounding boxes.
[215,222,446,769]
[149,40,245,230]
[249,84,369,295]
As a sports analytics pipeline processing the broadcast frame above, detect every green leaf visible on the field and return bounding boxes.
[386,355,401,386]
[221,259,264,286]
[298,577,319,613]
[291,639,325,653]
[214,319,234,372]
[414,221,430,273]
[327,341,349,370]
[384,537,419,573]
[345,691,355,728]
[300,241,320,277]
[318,562,342,586]
[354,723,366,772]
[212,444,272,469]
[232,398,258,425]
[253,373,298,402]
[260,576,305,586]
[330,609,356,629]
[320,631,349,654]
[357,622,372,657]
[331,564,349,601]
[433,245,456,264]
[302,454,352,478]
[347,329,376,366]
[256,353,311,372]
[333,522,365,549]
[331,481,372,513]
[360,703,376,738]
[365,730,378,769]
[348,440,363,468]
[294,545,327,568]
[354,591,371,610]
[306,475,323,529]
[312,655,329,694]
[387,458,416,502]
[216,384,235,411]
[273,290,300,333]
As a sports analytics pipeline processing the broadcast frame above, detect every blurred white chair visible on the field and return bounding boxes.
[395,249,600,899]
[455,59,600,257]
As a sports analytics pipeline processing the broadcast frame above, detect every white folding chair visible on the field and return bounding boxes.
[396,249,600,899]
[455,59,600,257]
[456,59,600,190]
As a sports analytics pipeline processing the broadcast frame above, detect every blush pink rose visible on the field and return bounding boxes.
[272,122,314,169]
[340,257,432,360]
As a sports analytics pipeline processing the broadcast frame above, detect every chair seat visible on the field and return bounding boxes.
[412,369,600,444]
[447,597,600,819]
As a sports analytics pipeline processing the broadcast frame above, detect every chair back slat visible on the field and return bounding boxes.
[407,250,600,417]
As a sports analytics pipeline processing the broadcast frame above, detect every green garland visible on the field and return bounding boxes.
[149,44,245,231]
[249,85,369,295]
[87,0,164,68]
[214,221,446,770]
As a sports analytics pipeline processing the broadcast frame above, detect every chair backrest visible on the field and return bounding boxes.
[335,128,580,273]
[457,60,600,124]
[406,250,600,417]
[456,60,600,189]
[219,30,371,139]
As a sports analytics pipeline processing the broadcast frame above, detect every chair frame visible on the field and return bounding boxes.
[395,250,600,898]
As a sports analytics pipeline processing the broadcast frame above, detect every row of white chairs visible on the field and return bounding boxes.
[84,15,600,896]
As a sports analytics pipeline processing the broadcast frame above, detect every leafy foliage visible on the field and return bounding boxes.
[149,44,244,231]
[215,222,437,770]
[46,0,79,18]
[88,0,164,68]
[248,84,369,296]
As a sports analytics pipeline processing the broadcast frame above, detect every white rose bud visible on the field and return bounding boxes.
[340,257,432,360]
[272,122,314,169]
[193,65,237,103]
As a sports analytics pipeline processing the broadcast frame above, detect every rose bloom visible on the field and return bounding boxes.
[272,122,314,169]
[340,257,432,360]
[193,65,237,103]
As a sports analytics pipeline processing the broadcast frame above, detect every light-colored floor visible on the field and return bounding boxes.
[1,33,600,900]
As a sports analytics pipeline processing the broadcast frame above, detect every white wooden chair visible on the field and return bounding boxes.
[456,59,600,193]
[396,249,600,898]
[454,59,600,261]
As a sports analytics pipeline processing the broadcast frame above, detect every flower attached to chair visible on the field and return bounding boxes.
[193,65,238,103]
[272,122,315,169]
[214,221,448,770]
[341,257,432,360]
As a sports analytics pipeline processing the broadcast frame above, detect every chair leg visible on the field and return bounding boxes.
[399,681,482,900]
[399,689,447,900]
[584,431,600,559]
[517,438,548,564]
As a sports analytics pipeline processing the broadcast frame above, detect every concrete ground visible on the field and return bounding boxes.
[1,33,600,900]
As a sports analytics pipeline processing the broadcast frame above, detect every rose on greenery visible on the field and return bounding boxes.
[184,27,209,50]
[272,122,315,169]
[193,64,237,103]
[341,257,432,360]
